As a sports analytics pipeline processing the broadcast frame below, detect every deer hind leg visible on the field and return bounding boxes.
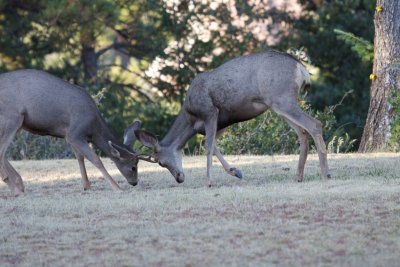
[204,111,219,187]
[214,130,242,179]
[283,118,309,182]
[0,114,24,195]
[0,159,24,196]
[67,138,121,191]
[72,148,91,190]
[272,104,330,180]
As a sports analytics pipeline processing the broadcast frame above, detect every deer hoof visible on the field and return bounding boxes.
[14,191,24,197]
[111,184,122,191]
[293,175,303,183]
[83,183,91,191]
[229,168,243,179]
[327,174,332,179]
[13,187,24,197]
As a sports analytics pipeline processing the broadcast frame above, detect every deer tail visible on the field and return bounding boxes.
[298,64,311,92]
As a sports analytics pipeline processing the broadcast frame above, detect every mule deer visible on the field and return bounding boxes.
[136,51,331,186]
[0,69,153,195]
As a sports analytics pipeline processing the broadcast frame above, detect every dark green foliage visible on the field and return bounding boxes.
[6,133,73,160]
[280,0,375,146]
[218,95,356,155]
[0,0,171,159]
[218,112,297,155]
[147,1,284,102]
[334,29,374,62]
[0,1,373,159]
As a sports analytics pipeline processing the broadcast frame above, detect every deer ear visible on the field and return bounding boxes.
[108,141,137,160]
[108,141,121,158]
[123,119,142,147]
[134,130,159,149]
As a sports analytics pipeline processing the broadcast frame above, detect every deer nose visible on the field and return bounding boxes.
[128,180,138,186]
[176,172,185,183]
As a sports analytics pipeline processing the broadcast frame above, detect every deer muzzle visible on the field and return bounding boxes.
[128,180,138,186]
[175,172,185,183]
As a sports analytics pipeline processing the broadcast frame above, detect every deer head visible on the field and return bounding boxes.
[134,130,185,183]
[108,120,155,186]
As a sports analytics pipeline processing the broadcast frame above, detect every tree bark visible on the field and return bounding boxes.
[358,0,400,152]
[80,31,98,82]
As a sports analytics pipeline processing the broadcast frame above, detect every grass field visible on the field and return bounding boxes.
[1,153,400,267]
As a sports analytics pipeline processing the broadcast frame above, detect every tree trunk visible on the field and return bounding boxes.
[80,31,98,82]
[358,0,400,152]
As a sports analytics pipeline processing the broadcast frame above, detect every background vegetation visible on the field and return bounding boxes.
[0,0,375,159]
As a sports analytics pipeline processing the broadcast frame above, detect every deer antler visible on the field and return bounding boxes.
[137,154,158,163]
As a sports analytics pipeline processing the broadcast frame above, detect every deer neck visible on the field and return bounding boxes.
[160,109,196,151]
[92,120,123,158]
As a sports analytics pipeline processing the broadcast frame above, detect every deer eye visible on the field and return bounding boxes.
[132,167,137,171]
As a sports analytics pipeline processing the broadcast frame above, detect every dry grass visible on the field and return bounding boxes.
[1,153,400,267]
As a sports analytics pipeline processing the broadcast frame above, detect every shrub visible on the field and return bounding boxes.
[5,94,356,160]
[217,93,356,155]
[6,132,73,160]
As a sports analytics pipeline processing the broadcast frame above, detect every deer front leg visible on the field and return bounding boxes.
[0,164,24,196]
[214,147,242,179]
[4,160,25,194]
[214,129,242,179]
[68,138,121,191]
[72,148,91,190]
[0,114,24,196]
[0,151,25,196]
[204,113,218,187]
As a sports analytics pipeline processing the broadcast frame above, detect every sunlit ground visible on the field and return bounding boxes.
[1,153,400,266]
